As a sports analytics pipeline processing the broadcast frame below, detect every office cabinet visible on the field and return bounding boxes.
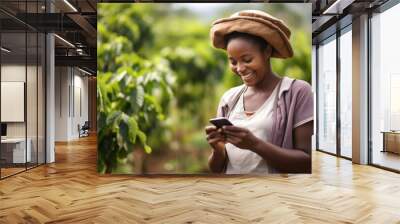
[382,132,400,154]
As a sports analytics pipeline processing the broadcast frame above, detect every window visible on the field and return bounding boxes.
[339,27,352,158]
[317,35,337,154]
[371,2,400,171]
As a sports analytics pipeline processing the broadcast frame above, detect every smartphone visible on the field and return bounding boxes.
[209,117,233,129]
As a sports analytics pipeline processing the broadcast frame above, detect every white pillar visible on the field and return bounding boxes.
[46,32,55,163]
[352,14,369,164]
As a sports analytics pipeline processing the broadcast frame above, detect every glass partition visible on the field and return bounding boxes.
[1,30,27,178]
[0,1,46,179]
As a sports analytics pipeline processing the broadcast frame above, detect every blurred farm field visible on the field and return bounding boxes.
[97,3,311,174]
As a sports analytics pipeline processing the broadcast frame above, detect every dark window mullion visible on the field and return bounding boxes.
[44,0,48,165]
[367,10,373,165]
[316,45,319,151]
[36,0,39,167]
[0,19,2,179]
[25,0,28,171]
[336,25,341,157]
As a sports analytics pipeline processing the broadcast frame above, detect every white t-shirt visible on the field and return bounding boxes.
[224,80,281,174]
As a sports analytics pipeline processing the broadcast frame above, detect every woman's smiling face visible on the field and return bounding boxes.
[226,37,270,86]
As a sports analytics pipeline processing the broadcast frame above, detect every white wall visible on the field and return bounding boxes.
[1,65,25,81]
[1,65,26,140]
[55,66,69,141]
[1,65,29,138]
[55,67,89,141]
[1,82,25,122]
[72,72,89,138]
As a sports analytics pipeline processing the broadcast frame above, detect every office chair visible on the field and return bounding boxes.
[79,121,90,138]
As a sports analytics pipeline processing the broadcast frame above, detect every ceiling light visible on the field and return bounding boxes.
[63,0,78,12]
[76,48,86,56]
[322,0,354,15]
[54,34,75,48]
[1,47,11,53]
[78,67,93,76]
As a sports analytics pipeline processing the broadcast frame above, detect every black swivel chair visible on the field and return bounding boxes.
[79,121,90,138]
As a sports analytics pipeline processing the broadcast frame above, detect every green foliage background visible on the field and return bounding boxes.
[97,3,311,174]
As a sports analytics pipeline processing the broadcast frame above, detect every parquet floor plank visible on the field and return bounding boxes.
[0,135,399,223]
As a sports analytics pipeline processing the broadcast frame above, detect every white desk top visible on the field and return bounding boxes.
[1,138,27,143]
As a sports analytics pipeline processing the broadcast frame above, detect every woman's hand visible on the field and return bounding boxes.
[206,125,228,173]
[222,125,259,150]
[205,125,226,152]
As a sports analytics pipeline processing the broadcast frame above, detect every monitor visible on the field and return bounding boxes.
[1,123,7,137]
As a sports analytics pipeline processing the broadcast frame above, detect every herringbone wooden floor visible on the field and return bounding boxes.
[1,136,400,223]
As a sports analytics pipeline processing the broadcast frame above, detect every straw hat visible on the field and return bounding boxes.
[210,10,293,58]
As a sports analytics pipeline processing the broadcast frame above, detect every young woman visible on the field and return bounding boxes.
[205,10,313,174]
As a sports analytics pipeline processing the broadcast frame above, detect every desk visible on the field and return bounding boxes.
[381,131,400,154]
[1,138,31,163]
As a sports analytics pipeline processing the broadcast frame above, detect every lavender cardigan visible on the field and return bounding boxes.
[217,77,314,149]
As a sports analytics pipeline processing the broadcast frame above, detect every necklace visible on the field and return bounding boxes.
[244,111,255,117]
[242,87,255,116]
